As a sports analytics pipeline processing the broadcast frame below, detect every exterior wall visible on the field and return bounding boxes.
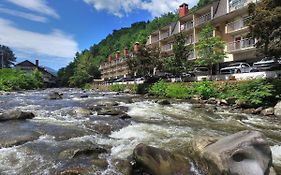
[100,58,130,80]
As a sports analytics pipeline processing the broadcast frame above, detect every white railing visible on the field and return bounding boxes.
[226,16,251,33]
[227,38,256,52]
[229,0,252,12]
[185,36,194,45]
[195,13,211,26]
[181,21,193,31]
[160,31,170,40]
[161,44,173,52]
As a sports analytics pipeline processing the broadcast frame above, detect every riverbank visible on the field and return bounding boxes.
[89,79,281,118]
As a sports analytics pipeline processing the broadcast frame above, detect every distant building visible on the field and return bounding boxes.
[146,0,260,73]
[99,42,139,80]
[15,60,57,87]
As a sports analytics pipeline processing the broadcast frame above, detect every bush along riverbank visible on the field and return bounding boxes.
[90,79,281,118]
[0,68,44,92]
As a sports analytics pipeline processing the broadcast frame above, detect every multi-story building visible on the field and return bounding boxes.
[99,42,139,80]
[146,0,259,72]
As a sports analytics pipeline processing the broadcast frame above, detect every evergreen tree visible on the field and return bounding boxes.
[0,45,16,68]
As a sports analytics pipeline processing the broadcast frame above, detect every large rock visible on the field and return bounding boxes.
[202,130,273,175]
[274,102,281,118]
[47,92,63,100]
[96,101,118,107]
[158,99,171,105]
[261,107,274,116]
[133,143,190,175]
[97,107,124,116]
[0,110,35,121]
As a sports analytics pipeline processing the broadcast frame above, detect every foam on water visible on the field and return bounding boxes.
[271,145,281,167]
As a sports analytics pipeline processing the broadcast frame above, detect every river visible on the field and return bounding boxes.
[0,89,280,175]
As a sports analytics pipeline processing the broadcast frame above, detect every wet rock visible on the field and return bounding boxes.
[192,104,205,108]
[0,130,40,148]
[202,130,273,175]
[117,113,132,120]
[243,108,256,114]
[274,102,281,118]
[133,143,190,175]
[226,97,238,105]
[219,99,228,106]
[47,91,63,100]
[97,107,124,116]
[261,107,274,116]
[113,159,132,175]
[59,146,107,160]
[96,101,118,107]
[58,167,92,175]
[207,97,218,105]
[158,99,171,105]
[73,108,92,117]
[192,95,203,101]
[0,110,35,121]
[80,95,89,98]
[255,107,263,114]
[86,123,112,135]
[235,99,248,108]
[91,159,108,169]
[124,89,131,93]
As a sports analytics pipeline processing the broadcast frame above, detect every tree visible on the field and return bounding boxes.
[0,45,16,68]
[248,0,281,58]
[163,33,193,75]
[127,46,162,77]
[195,23,226,75]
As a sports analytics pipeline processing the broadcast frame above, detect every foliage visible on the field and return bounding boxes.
[248,0,281,57]
[149,79,167,96]
[165,83,191,99]
[195,24,226,75]
[192,81,218,99]
[111,84,125,92]
[163,33,192,75]
[0,68,44,91]
[0,45,16,68]
[127,46,162,76]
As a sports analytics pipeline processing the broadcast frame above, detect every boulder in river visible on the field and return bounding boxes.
[261,107,274,116]
[274,102,281,118]
[0,110,35,121]
[133,143,190,175]
[97,107,124,116]
[158,99,171,105]
[96,100,119,107]
[47,91,63,100]
[201,130,274,175]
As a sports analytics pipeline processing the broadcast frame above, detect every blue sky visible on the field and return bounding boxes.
[0,0,198,70]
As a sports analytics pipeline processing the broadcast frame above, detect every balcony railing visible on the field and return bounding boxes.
[226,16,251,33]
[227,38,256,52]
[160,31,170,40]
[229,0,251,12]
[151,35,159,43]
[161,44,173,52]
[181,21,193,31]
[185,36,194,45]
[195,13,211,26]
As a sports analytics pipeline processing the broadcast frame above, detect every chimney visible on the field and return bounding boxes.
[134,42,139,53]
[116,50,121,60]
[35,60,39,67]
[124,47,129,58]
[179,3,188,17]
[108,55,112,62]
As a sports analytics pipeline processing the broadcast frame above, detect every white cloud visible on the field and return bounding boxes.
[6,0,59,19]
[0,7,48,23]
[0,18,79,59]
[83,0,198,17]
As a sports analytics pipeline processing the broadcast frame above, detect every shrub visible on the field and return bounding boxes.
[111,84,125,92]
[149,80,167,96]
[192,81,218,99]
[165,83,192,99]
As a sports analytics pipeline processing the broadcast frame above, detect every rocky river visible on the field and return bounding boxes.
[0,89,280,175]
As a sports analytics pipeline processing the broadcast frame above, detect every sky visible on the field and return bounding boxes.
[0,0,198,70]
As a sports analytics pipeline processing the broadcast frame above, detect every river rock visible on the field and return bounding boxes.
[97,101,119,107]
[47,92,63,100]
[73,108,92,117]
[202,130,273,175]
[235,99,249,108]
[261,107,274,116]
[113,159,133,175]
[226,97,238,105]
[207,97,218,105]
[0,110,35,121]
[274,102,281,118]
[80,95,89,98]
[158,99,171,105]
[97,107,124,116]
[133,143,190,175]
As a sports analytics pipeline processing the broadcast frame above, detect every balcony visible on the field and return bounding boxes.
[229,0,252,12]
[195,13,211,26]
[181,21,193,32]
[227,38,256,52]
[160,31,170,40]
[151,35,159,43]
[185,36,194,45]
[226,16,251,33]
[161,44,173,52]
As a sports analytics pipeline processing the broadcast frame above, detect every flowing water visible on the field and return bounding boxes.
[0,89,280,175]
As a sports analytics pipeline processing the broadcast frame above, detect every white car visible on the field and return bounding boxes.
[220,62,251,74]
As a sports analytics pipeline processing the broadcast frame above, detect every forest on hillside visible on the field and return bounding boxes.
[57,0,216,87]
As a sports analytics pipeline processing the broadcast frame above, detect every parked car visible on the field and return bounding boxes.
[191,67,210,76]
[220,62,251,74]
[250,58,281,72]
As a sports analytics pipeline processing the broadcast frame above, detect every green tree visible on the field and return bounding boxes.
[164,33,192,75]
[0,45,16,68]
[195,23,226,75]
[248,0,281,57]
[127,46,162,77]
